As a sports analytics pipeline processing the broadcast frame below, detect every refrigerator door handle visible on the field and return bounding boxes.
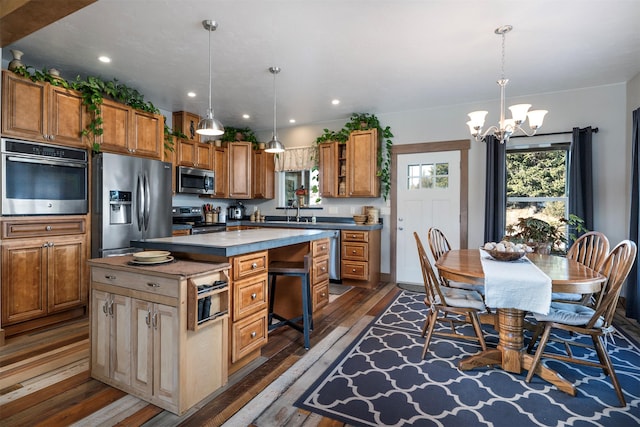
[143,173,151,231]
[136,174,144,231]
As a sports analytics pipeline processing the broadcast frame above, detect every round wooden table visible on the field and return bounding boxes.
[435,249,606,395]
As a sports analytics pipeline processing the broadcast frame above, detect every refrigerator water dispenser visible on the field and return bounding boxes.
[109,190,132,224]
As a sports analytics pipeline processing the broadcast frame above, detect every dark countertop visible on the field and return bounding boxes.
[133,228,337,257]
[238,220,382,231]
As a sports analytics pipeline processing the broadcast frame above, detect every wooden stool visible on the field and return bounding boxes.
[268,253,313,349]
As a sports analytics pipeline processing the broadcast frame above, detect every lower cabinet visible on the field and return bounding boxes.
[341,229,381,287]
[89,257,229,415]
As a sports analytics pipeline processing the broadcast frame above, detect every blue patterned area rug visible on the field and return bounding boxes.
[295,291,640,426]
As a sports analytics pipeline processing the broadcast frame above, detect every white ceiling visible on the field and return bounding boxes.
[3,0,640,133]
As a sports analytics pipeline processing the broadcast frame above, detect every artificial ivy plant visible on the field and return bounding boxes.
[10,66,182,154]
[220,126,259,147]
[315,113,393,201]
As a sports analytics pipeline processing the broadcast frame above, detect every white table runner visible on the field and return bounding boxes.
[480,250,552,314]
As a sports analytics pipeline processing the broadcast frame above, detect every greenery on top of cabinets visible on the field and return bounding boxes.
[220,126,258,147]
[10,66,178,154]
[315,113,394,201]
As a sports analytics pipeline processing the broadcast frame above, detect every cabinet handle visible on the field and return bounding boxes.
[251,262,258,269]
[105,274,116,280]
[108,300,114,316]
[321,245,327,250]
[42,242,49,247]
[250,331,257,338]
[46,225,52,231]
[352,250,356,254]
[152,311,158,329]
[251,293,257,299]
[147,282,160,288]
[146,309,152,327]
[321,292,326,297]
[321,266,326,272]
[102,301,109,315]
[352,268,357,272]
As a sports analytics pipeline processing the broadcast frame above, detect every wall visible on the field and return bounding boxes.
[258,82,631,276]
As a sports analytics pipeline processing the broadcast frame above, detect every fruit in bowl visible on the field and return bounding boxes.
[482,241,533,261]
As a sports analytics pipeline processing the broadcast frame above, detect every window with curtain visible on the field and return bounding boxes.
[506,143,570,247]
[275,146,321,206]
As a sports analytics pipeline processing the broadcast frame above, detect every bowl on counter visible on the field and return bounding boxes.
[353,214,367,225]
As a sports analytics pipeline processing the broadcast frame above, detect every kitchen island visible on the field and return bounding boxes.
[131,228,336,373]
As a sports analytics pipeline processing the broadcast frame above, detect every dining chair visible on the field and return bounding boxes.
[525,240,637,406]
[552,231,610,305]
[427,227,486,295]
[414,232,488,359]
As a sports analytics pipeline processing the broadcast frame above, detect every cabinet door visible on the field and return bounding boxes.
[1,239,47,324]
[99,99,131,153]
[110,293,132,385]
[177,139,197,167]
[172,111,200,142]
[131,110,163,160]
[1,71,47,140]
[252,150,274,199]
[47,235,85,313]
[131,299,154,397]
[91,289,111,380]
[196,142,213,170]
[212,147,228,197]
[347,129,379,197]
[318,142,338,197]
[153,303,179,407]
[228,142,252,199]
[49,85,85,147]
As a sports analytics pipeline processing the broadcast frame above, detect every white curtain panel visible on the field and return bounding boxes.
[274,146,317,172]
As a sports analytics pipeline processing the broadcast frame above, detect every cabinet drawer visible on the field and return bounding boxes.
[341,230,368,243]
[232,251,268,281]
[312,256,329,285]
[3,218,86,238]
[341,260,369,280]
[313,281,329,311]
[312,238,330,257]
[232,310,268,362]
[342,242,369,261]
[91,267,178,298]
[233,273,268,321]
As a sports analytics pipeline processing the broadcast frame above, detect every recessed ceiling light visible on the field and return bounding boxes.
[289,119,296,124]
[187,92,196,97]
[331,99,340,105]
[242,114,250,119]
[98,56,111,63]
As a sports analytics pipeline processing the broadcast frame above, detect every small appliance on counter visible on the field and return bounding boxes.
[227,201,245,220]
[172,206,226,235]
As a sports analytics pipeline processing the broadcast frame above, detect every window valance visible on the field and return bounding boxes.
[274,146,317,172]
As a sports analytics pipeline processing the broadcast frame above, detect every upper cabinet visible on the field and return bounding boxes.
[319,129,379,198]
[347,129,379,197]
[172,111,213,170]
[1,70,85,148]
[228,142,252,199]
[252,149,275,199]
[212,146,228,198]
[97,99,163,160]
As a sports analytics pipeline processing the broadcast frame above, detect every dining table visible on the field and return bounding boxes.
[435,249,606,396]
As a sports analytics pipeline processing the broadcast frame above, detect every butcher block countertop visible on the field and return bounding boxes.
[131,228,336,257]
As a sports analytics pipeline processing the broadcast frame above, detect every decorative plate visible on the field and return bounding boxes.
[132,250,171,263]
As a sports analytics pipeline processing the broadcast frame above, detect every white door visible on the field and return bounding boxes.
[396,151,461,285]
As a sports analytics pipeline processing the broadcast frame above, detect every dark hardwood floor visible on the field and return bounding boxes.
[1,284,638,427]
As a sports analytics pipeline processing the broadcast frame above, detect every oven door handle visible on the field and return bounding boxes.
[6,156,86,168]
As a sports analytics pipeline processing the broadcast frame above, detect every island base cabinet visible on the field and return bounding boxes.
[89,258,230,415]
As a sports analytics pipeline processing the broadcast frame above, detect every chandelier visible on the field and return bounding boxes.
[466,25,547,144]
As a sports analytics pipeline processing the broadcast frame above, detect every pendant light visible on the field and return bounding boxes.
[196,20,224,136]
[265,66,285,153]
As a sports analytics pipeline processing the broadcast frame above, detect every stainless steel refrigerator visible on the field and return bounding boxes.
[91,153,172,258]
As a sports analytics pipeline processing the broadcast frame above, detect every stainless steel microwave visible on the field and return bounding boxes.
[1,137,88,215]
[177,166,215,195]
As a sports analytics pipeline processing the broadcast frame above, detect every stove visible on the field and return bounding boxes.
[172,206,226,235]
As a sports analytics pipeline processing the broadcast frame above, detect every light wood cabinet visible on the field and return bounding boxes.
[96,98,164,160]
[1,70,85,147]
[318,129,378,198]
[172,111,213,169]
[89,258,230,415]
[252,149,275,199]
[228,142,252,199]
[341,229,381,287]
[1,217,88,334]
